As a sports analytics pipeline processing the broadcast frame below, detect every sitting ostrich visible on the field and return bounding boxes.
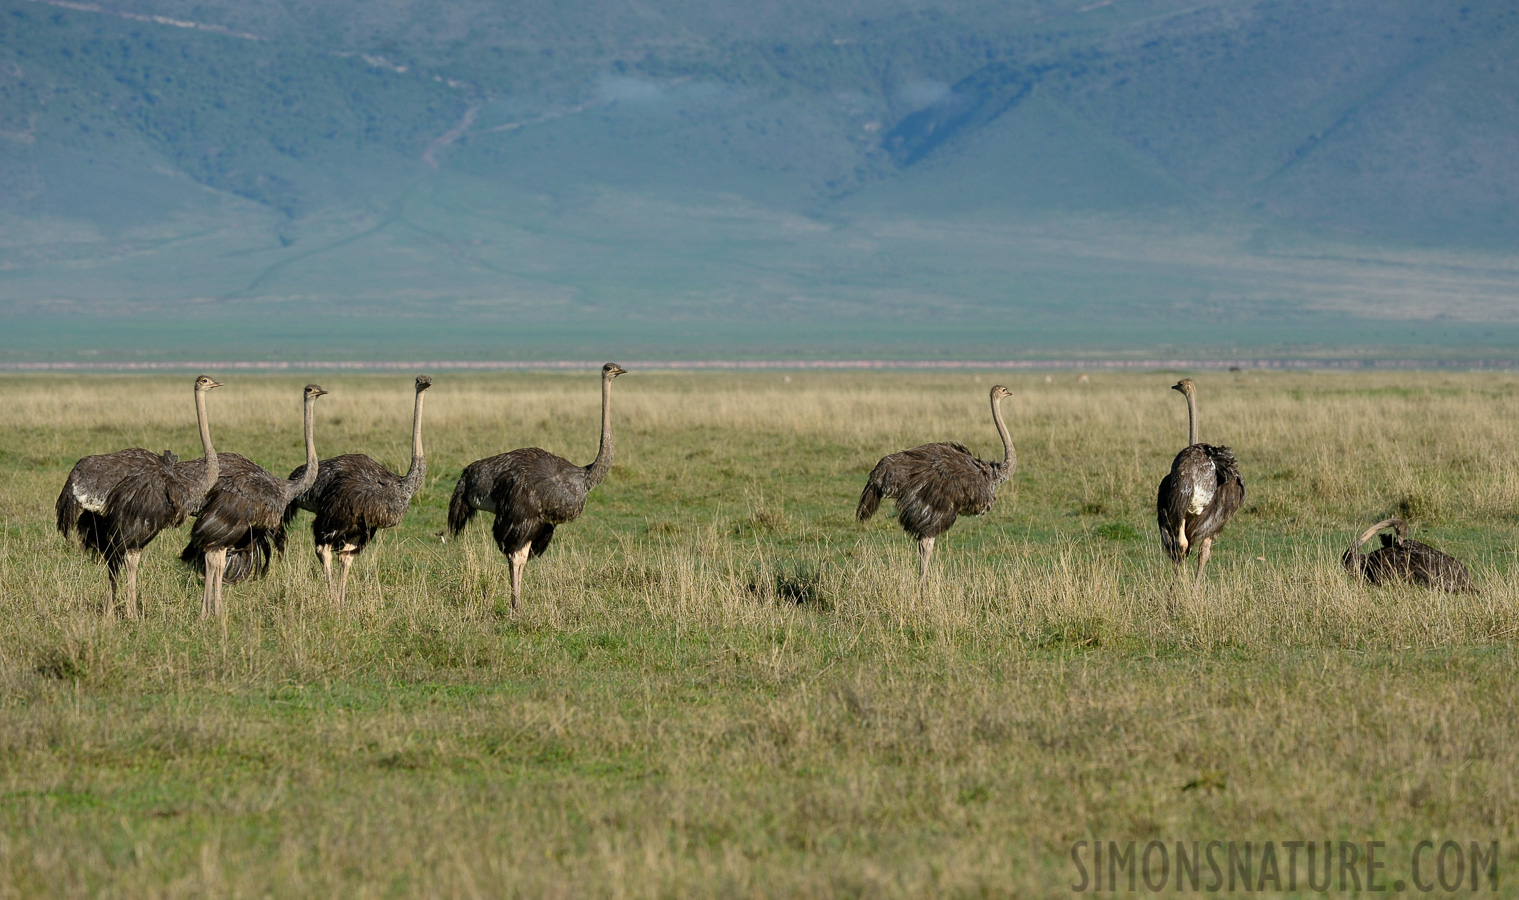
[180,384,326,618]
[448,363,626,611]
[856,384,1016,588]
[1157,378,1245,585]
[285,375,433,605]
[55,375,222,618]
[1342,517,1474,593]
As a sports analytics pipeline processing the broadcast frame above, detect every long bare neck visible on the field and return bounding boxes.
[990,394,1015,485]
[584,376,615,489]
[194,388,218,497]
[399,389,427,497]
[286,396,320,501]
[1185,389,1200,446]
[1349,517,1402,558]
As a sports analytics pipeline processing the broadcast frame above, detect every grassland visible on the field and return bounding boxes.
[1,370,1517,897]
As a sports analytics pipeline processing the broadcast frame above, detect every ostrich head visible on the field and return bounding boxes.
[1171,378,1196,396]
[304,384,328,400]
[415,375,433,392]
[603,363,628,378]
[195,375,224,392]
[990,384,1011,400]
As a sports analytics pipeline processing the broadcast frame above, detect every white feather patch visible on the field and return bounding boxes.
[1187,474,1216,516]
[72,484,108,513]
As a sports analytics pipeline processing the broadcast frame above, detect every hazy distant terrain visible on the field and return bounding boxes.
[1,0,1517,360]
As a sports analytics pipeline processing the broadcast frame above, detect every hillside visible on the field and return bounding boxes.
[1,0,1517,360]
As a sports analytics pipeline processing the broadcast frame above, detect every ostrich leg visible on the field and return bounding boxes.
[335,550,355,606]
[105,557,122,621]
[508,544,531,612]
[122,549,142,620]
[917,536,936,591]
[316,544,335,598]
[1194,537,1214,586]
[202,548,227,618]
[212,552,228,618]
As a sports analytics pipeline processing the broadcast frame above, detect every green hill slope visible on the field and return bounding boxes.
[1,0,1517,360]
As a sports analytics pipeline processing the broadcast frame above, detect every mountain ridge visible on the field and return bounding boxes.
[1,0,1516,359]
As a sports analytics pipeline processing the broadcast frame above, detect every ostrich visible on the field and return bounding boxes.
[1156,378,1245,585]
[180,384,327,618]
[856,384,1016,588]
[448,363,626,611]
[1341,517,1474,592]
[285,375,432,605]
[55,375,223,619]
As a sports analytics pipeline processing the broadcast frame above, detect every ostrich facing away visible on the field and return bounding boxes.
[285,375,432,605]
[1342,517,1474,593]
[1156,378,1245,585]
[180,384,327,618]
[448,363,626,612]
[856,384,1016,589]
[55,375,223,618]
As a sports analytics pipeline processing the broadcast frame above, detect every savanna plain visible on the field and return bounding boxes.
[0,370,1517,897]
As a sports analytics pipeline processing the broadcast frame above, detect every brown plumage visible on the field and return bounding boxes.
[285,375,432,605]
[1341,517,1474,592]
[55,375,223,619]
[180,384,327,618]
[448,363,626,611]
[1156,378,1245,585]
[857,384,1016,588]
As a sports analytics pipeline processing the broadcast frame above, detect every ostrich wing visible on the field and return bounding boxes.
[471,448,587,558]
[188,454,288,546]
[1156,471,1186,562]
[916,444,999,516]
[1186,445,1244,544]
[101,460,198,550]
[865,442,999,539]
[295,454,412,550]
[1157,446,1209,562]
[487,448,591,526]
[57,448,168,536]
[1365,537,1474,592]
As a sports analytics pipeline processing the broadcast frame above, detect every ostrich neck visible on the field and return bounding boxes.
[287,397,320,501]
[194,388,218,496]
[990,395,1015,485]
[399,389,427,497]
[584,376,615,489]
[1350,518,1402,558]
[1185,390,1200,446]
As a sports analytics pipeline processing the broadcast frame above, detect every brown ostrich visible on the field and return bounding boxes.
[55,375,223,618]
[448,363,626,612]
[285,375,432,605]
[180,384,327,618]
[1341,517,1474,592]
[1157,378,1245,585]
[857,384,1016,589]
